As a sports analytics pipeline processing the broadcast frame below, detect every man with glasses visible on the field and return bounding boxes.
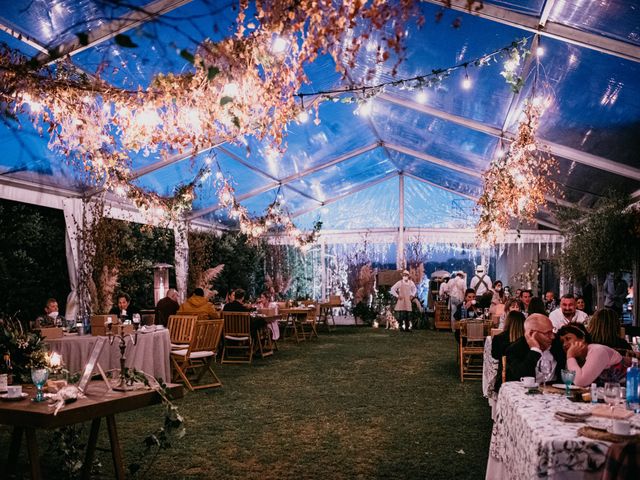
[505,314,566,383]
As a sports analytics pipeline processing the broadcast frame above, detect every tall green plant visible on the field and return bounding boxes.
[558,191,640,282]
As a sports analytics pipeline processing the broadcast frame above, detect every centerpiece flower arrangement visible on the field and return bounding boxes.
[0,314,48,383]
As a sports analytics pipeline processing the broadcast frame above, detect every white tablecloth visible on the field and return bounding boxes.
[45,329,171,382]
[486,382,640,480]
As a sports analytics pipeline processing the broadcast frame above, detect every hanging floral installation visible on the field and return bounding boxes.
[476,96,560,244]
[214,170,322,249]
[0,0,522,243]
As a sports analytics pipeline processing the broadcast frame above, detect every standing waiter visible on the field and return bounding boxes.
[390,270,417,332]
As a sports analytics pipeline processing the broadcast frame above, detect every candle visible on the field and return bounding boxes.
[50,352,62,368]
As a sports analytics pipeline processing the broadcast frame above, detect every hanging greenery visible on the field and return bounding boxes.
[557,191,640,282]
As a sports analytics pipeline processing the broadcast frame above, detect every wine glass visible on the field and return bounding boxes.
[561,369,576,397]
[604,382,621,429]
[536,358,554,391]
[31,368,49,402]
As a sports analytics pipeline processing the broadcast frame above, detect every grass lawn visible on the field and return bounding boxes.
[1,327,492,479]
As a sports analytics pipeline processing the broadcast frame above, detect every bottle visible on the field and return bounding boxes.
[590,383,598,404]
[626,358,639,412]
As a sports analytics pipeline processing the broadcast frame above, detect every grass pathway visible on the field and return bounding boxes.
[2,328,492,479]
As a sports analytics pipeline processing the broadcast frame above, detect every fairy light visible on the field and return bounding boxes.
[461,67,472,90]
[297,110,310,123]
[536,46,545,57]
[222,82,239,97]
[271,35,289,54]
[415,90,428,104]
[357,100,373,116]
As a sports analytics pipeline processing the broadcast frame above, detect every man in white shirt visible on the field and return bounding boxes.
[549,294,589,331]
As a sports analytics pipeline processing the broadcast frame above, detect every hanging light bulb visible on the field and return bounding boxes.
[271,35,289,54]
[461,69,472,90]
[536,46,545,57]
[297,110,310,123]
[357,100,373,116]
[415,90,428,104]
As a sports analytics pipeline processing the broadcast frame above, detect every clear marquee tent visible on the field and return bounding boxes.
[1,0,639,312]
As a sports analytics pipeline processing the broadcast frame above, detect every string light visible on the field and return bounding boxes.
[462,71,472,90]
[271,35,289,54]
[415,90,428,104]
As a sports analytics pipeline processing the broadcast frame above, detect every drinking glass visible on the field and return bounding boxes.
[31,368,49,402]
[561,369,576,397]
[604,382,621,429]
[536,358,554,390]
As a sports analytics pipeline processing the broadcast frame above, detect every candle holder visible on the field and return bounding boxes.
[105,317,140,391]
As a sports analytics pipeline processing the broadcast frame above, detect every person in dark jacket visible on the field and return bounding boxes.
[505,313,566,384]
[491,310,526,392]
[155,288,179,326]
[108,292,140,321]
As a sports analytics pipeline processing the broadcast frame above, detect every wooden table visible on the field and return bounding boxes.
[279,307,318,342]
[0,382,183,479]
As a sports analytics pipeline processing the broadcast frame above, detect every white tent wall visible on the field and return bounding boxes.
[495,241,562,296]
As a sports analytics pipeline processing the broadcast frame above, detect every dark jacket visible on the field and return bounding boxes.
[491,331,514,392]
[155,297,179,327]
[505,336,566,383]
[108,304,140,321]
[222,300,253,313]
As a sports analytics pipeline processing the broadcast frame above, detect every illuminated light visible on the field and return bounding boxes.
[365,39,378,52]
[185,107,202,129]
[297,110,310,123]
[357,100,373,116]
[49,352,62,368]
[271,36,289,54]
[222,83,239,97]
[536,46,545,57]
[495,148,505,158]
[266,147,279,163]
[200,170,212,181]
[136,108,161,128]
[21,93,43,113]
[569,54,578,65]
[461,73,472,90]
[415,90,428,104]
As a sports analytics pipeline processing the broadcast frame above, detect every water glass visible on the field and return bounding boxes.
[604,382,621,428]
[31,368,49,402]
[536,358,554,390]
[561,369,576,397]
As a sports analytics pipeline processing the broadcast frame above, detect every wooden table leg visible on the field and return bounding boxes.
[6,426,23,476]
[105,414,126,480]
[81,417,101,480]
[25,427,41,479]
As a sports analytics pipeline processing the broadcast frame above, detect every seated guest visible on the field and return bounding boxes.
[155,288,179,327]
[520,289,532,314]
[505,314,566,383]
[256,291,271,308]
[559,323,626,387]
[178,288,220,319]
[108,292,139,321]
[223,289,254,312]
[549,294,588,331]
[34,298,64,329]
[453,288,479,321]
[587,308,631,351]
[575,295,586,312]
[492,310,526,392]
[498,297,524,329]
[491,280,506,306]
[527,297,548,316]
[544,290,557,314]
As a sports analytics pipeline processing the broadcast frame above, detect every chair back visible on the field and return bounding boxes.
[189,320,224,354]
[222,311,252,336]
[167,315,198,345]
[465,320,486,342]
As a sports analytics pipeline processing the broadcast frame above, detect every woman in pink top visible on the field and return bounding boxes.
[557,323,626,387]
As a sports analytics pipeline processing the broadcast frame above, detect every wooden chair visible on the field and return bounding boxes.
[301,302,319,340]
[460,320,486,382]
[434,301,451,330]
[221,312,253,364]
[170,319,224,391]
[167,315,198,350]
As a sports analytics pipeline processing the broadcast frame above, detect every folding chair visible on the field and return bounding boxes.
[221,312,253,364]
[167,315,198,350]
[460,320,486,382]
[170,319,224,391]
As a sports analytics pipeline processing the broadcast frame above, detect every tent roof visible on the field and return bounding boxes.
[1,0,639,238]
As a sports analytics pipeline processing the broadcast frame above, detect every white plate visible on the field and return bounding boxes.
[552,383,581,390]
[0,392,28,401]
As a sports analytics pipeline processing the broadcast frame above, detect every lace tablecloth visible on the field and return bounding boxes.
[482,336,497,400]
[485,382,640,480]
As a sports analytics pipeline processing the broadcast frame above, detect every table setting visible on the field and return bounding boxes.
[487,380,640,480]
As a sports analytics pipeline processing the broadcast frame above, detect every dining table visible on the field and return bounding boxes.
[486,381,640,480]
[45,326,171,382]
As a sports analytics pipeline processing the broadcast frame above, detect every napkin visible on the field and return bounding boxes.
[591,405,634,420]
[554,410,591,422]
